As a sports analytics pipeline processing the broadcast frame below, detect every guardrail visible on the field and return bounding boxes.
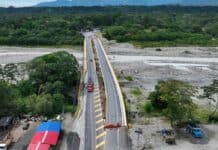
[97,38,127,126]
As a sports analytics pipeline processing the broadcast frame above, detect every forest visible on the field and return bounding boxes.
[0,6,217,47]
[0,51,80,117]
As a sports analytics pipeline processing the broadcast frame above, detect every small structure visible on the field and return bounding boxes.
[27,121,61,150]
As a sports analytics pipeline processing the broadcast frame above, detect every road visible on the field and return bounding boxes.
[93,38,129,150]
[84,37,96,150]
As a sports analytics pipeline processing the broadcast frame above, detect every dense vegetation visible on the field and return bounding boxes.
[0,6,217,47]
[202,80,218,122]
[146,80,196,126]
[0,51,80,117]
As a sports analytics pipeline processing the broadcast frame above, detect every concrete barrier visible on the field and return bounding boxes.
[97,38,127,126]
[74,39,87,119]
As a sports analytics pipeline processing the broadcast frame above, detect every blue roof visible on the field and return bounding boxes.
[36,121,61,133]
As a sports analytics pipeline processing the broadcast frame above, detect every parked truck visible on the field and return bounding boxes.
[186,123,203,138]
[161,129,176,144]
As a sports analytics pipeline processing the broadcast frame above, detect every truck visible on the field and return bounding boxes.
[186,123,203,138]
[87,80,94,92]
[161,129,176,144]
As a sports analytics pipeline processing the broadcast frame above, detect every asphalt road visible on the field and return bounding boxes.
[84,37,97,150]
[93,38,129,150]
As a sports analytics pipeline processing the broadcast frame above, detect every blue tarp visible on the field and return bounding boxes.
[36,121,61,133]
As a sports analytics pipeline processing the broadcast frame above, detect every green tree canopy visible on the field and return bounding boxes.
[148,80,196,126]
[0,81,17,116]
[28,51,80,100]
[202,80,218,98]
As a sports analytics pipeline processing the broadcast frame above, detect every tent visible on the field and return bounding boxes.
[36,121,61,133]
[28,121,61,150]
[27,142,50,150]
[30,131,59,146]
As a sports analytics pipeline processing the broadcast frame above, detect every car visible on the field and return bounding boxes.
[22,123,30,130]
[186,123,203,138]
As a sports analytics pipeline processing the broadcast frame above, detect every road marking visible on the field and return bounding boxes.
[94,92,99,96]
[95,113,102,118]
[96,119,104,124]
[96,141,105,149]
[94,95,100,100]
[95,108,102,113]
[95,103,101,109]
[94,86,99,89]
[96,131,106,139]
[96,125,104,132]
[94,92,100,97]
[94,100,101,105]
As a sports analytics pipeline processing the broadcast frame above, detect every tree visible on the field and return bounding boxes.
[16,80,35,97]
[25,94,54,116]
[52,93,65,113]
[202,80,218,119]
[2,63,18,84]
[205,23,218,37]
[148,80,196,126]
[0,81,17,116]
[28,51,80,100]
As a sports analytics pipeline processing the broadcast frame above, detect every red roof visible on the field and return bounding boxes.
[27,142,50,150]
[30,131,59,146]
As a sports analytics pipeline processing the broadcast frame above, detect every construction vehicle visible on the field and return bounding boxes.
[161,129,176,144]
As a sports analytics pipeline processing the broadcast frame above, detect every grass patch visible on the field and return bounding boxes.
[131,87,142,97]
[64,103,77,113]
[192,107,210,123]
[144,101,154,113]
[124,76,133,81]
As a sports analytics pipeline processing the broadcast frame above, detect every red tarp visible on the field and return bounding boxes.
[30,131,59,146]
[27,142,50,150]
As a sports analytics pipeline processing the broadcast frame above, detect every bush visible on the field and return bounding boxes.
[131,87,142,96]
[144,101,154,113]
[124,76,133,81]
[208,114,218,123]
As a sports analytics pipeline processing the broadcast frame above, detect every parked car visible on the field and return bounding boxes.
[186,123,203,138]
[161,129,176,144]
